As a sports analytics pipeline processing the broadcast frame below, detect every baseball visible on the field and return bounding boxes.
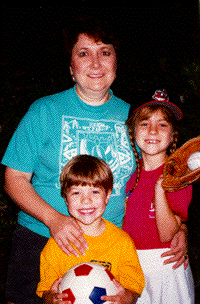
[187,151,200,171]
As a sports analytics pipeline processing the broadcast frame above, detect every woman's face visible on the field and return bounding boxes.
[70,34,117,95]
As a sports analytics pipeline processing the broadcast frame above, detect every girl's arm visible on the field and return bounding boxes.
[154,175,182,243]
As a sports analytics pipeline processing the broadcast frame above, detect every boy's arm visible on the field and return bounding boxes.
[36,242,61,298]
[101,279,139,304]
[42,278,63,304]
[117,233,145,297]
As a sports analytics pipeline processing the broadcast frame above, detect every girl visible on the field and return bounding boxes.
[123,90,195,303]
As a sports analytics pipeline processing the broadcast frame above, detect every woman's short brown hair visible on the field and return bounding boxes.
[62,16,120,62]
[60,154,113,198]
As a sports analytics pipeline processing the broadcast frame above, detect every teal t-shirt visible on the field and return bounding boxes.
[2,86,136,237]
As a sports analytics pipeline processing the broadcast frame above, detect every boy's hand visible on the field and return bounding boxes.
[100,279,139,304]
[42,278,71,304]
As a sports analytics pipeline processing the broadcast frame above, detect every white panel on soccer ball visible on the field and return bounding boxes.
[75,300,92,304]
[105,280,118,296]
[87,266,118,295]
[59,269,76,293]
[70,276,94,298]
[59,262,118,303]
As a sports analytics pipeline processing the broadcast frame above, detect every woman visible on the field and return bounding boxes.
[2,17,188,304]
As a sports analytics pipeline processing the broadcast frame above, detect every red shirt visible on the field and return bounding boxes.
[123,164,192,250]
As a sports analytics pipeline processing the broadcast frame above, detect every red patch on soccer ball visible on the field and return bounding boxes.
[62,288,76,303]
[74,264,93,276]
[105,269,114,281]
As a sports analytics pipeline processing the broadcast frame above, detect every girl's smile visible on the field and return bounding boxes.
[135,110,174,168]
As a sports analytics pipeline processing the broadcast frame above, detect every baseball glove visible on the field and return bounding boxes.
[162,135,200,192]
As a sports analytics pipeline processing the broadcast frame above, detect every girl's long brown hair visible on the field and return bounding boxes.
[126,104,179,194]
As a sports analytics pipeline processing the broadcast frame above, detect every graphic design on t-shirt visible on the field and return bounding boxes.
[90,260,112,271]
[149,201,155,219]
[58,116,134,196]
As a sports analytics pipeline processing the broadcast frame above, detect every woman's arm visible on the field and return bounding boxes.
[154,175,182,243]
[161,224,189,269]
[4,167,88,256]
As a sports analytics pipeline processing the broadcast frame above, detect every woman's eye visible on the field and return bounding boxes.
[92,190,100,194]
[140,122,148,126]
[72,191,80,196]
[160,123,169,128]
[79,52,88,57]
[102,51,110,56]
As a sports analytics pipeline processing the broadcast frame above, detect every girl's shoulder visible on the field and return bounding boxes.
[126,170,137,192]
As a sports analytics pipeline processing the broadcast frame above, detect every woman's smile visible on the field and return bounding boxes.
[87,74,104,78]
[70,34,117,100]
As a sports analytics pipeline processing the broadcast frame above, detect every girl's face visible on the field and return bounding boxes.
[135,109,174,159]
[70,34,117,95]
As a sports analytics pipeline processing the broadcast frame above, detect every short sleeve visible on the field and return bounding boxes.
[167,185,192,221]
[36,253,60,298]
[118,234,145,295]
[1,102,44,173]
[36,238,62,298]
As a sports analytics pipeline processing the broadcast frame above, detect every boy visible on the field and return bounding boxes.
[36,155,145,303]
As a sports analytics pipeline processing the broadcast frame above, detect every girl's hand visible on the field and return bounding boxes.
[48,213,88,256]
[42,278,71,304]
[101,279,139,304]
[154,174,164,192]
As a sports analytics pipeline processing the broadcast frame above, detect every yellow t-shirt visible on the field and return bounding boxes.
[37,219,145,297]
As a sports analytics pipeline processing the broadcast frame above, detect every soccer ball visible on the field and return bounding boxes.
[59,262,118,304]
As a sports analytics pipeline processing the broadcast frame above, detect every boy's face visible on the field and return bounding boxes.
[66,184,111,227]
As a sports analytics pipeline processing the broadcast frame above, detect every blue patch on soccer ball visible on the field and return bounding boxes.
[89,286,107,304]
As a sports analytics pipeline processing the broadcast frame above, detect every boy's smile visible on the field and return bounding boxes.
[66,184,111,236]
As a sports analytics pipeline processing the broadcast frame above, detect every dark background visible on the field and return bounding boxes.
[1,4,200,303]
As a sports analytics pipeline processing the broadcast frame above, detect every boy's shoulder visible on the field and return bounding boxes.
[41,220,135,258]
[104,219,134,243]
[41,236,63,257]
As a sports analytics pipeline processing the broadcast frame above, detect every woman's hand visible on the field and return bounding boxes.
[161,224,188,269]
[48,213,88,257]
[4,168,88,257]
[101,279,139,304]
[42,278,71,304]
